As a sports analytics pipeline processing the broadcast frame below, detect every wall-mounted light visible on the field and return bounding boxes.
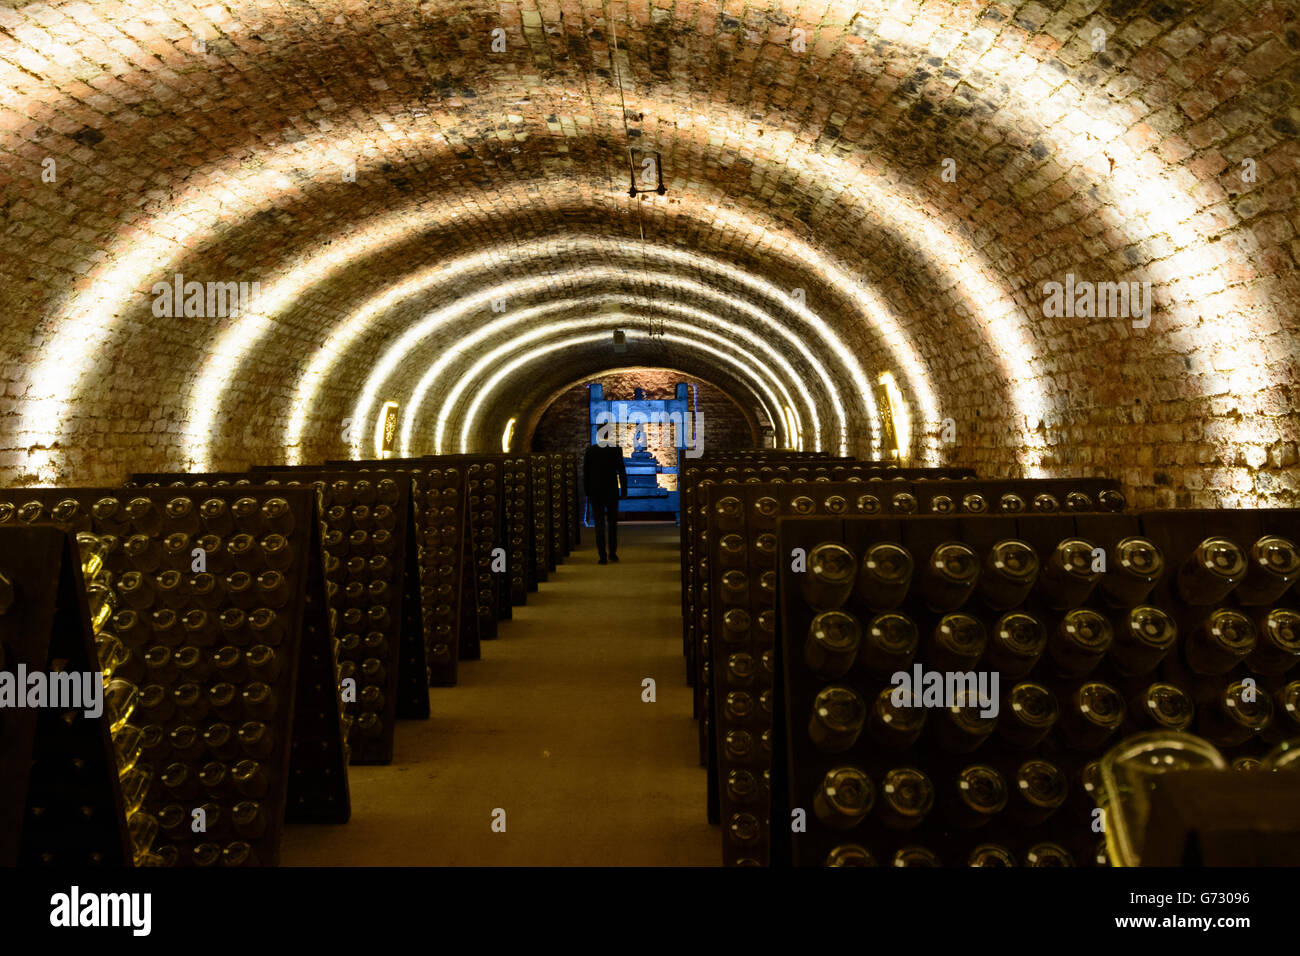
[375,401,399,458]
[502,417,516,453]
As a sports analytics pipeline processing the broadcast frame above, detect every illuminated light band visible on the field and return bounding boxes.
[400,290,824,456]
[783,406,801,448]
[12,32,1275,479]
[501,417,516,453]
[294,241,853,464]
[1016,99,1273,468]
[345,269,828,462]
[436,315,804,454]
[454,331,789,456]
[23,118,1025,477]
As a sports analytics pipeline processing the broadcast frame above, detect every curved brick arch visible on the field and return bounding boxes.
[0,1,1293,504]
[419,310,815,455]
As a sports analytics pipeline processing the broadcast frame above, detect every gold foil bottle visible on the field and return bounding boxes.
[801,542,857,610]
[1235,535,1300,605]
[979,540,1038,610]
[813,767,875,830]
[803,610,861,679]
[1176,536,1247,605]
[1049,608,1113,677]
[921,542,980,612]
[76,532,109,582]
[1185,608,1256,675]
[1099,536,1164,607]
[808,686,867,753]
[1039,537,1101,609]
[1109,605,1177,676]
[855,542,913,611]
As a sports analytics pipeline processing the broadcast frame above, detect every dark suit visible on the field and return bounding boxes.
[583,444,628,561]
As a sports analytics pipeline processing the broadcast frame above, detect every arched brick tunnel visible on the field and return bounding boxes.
[0,0,1297,500]
[3,0,1300,879]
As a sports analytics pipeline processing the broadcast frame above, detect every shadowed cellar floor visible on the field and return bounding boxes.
[281,523,717,866]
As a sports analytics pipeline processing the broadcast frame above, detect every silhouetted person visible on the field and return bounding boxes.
[584,442,627,564]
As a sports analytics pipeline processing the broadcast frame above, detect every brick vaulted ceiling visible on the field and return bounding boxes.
[0,1,1296,506]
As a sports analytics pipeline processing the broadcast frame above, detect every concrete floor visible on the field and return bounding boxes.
[281,523,719,866]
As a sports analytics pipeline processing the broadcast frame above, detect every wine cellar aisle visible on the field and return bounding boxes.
[279,523,716,866]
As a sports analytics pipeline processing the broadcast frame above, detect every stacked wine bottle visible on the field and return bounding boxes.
[679,455,841,719]
[0,486,347,865]
[528,455,552,581]
[563,455,581,552]
[547,453,566,564]
[0,526,134,867]
[263,472,409,765]
[75,530,159,863]
[414,467,468,686]
[701,476,1120,864]
[464,459,502,643]
[680,457,968,699]
[503,456,530,603]
[684,464,994,772]
[774,508,1300,867]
